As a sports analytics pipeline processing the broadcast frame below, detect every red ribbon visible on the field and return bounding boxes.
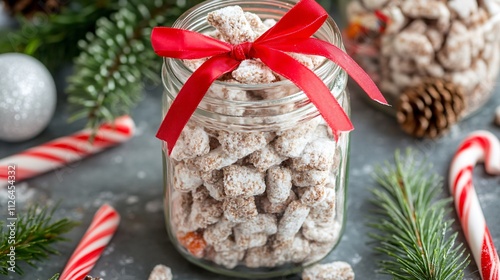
[151,0,388,155]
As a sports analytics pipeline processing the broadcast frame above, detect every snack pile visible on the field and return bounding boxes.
[167,5,345,269]
[346,0,500,114]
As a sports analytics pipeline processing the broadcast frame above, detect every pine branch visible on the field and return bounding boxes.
[67,0,203,130]
[0,204,79,275]
[0,0,118,69]
[369,150,469,280]
[49,273,60,280]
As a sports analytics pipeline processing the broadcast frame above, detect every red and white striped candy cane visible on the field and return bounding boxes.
[0,116,135,187]
[60,204,120,280]
[450,130,500,280]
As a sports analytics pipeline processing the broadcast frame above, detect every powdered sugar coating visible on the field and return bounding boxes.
[167,6,346,270]
[207,6,257,44]
[148,264,173,280]
[266,166,293,204]
[277,201,310,238]
[173,162,203,192]
[170,125,210,161]
[223,196,258,223]
[223,165,266,197]
[302,261,355,280]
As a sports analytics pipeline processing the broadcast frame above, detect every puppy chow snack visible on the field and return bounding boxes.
[165,4,346,271]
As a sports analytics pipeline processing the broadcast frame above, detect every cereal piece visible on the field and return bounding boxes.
[207,79,252,101]
[381,6,406,34]
[289,53,315,70]
[223,196,258,223]
[259,189,297,214]
[309,188,336,224]
[232,60,276,84]
[212,238,241,252]
[206,247,245,269]
[234,230,268,249]
[203,218,235,245]
[173,162,203,192]
[289,234,312,263]
[307,241,336,263]
[236,214,278,235]
[277,201,310,238]
[189,187,224,229]
[245,246,276,268]
[292,170,330,187]
[266,166,293,204]
[218,130,271,158]
[248,145,285,172]
[223,165,266,197]
[300,185,327,206]
[170,125,210,161]
[393,31,434,67]
[448,0,478,20]
[194,147,239,173]
[245,12,267,34]
[437,21,472,71]
[178,231,207,258]
[401,0,450,31]
[148,264,172,280]
[274,118,320,157]
[292,139,336,171]
[204,181,225,201]
[495,106,500,126]
[171,191,192,233]
[207,6,257,44]
[269,235,295,264]
[302,220,341,243]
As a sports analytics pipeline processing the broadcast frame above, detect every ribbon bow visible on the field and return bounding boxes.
[151,0,388,155]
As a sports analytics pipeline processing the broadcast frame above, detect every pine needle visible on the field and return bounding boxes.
[369,150,469,280]
[0,0,118,69]
[0,204,79,275]
[66,0,203,131]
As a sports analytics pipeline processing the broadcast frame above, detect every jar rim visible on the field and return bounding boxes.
[163,0,347,105]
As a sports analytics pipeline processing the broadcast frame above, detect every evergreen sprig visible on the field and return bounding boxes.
[0,0,118,69]
[369,150,469,280]
[67,0,202,130]
[0,205,79,275]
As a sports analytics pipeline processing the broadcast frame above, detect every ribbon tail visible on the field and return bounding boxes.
[156,56,240,155]
[272,38,388,106]
[255,46,354,136]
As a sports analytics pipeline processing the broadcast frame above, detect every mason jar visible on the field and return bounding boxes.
[161,0,350,278]
[344,0,500,119]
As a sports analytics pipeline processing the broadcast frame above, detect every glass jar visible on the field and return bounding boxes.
[161,0,350,278]
[344,0,500,118]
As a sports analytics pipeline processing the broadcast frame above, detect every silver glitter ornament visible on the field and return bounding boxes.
[0,53,56,142]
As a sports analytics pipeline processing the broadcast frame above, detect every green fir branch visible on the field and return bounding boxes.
[369,150,469,280]
[0,0,118,69]
[67,0,202,130]
[0,205,79,275]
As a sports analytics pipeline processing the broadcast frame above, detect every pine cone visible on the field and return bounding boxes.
[397,78,465,138]
[2,0,62,18]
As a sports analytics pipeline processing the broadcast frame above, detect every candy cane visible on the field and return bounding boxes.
[60,204,120,280]
[449,130,500,280]
[0,116,135,187]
